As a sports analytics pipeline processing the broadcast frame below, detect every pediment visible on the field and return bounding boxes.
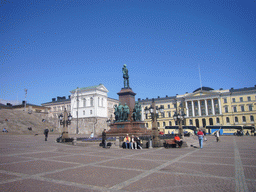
[96,84,109,93]
[184,90,220,99]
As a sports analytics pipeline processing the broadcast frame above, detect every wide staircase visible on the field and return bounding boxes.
[0,109,58,135]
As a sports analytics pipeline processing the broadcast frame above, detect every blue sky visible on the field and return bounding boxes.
[1,0,256,105]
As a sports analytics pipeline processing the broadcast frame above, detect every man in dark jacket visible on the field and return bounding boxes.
[44,129,49,141]
[102,129,106,148]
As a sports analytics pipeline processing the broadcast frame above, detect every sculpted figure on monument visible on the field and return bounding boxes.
[117,103,123,122]
[122,64,129,88]
[132,108,137,121]
[122,103,130,121]
[133,101,142,121]
[114,104,119,122]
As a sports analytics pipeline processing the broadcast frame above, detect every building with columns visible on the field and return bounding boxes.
[139,85,256,135]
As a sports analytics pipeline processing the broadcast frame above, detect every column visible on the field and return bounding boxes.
[211,99,215,115]
[205,99,208,116]
[218,98,222,114]
[192,101,195,117]
[141,105,145,121]
[185,101,189,117]
[198,100,201,116]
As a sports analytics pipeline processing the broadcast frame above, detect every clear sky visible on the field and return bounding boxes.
[1,0,256,105]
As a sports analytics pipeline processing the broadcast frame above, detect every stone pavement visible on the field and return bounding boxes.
[0,134,255,192]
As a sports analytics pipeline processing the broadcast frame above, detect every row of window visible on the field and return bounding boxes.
[145,104,254,119]
[225,105,253,113]
[145,115,255,128]
[78,97,105,108]
[224,96,254,103]
[52,105,71,112]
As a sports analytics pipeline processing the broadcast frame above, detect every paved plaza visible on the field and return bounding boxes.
[0,134,255,192]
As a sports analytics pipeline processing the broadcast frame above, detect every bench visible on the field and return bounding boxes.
[164,139,177,148]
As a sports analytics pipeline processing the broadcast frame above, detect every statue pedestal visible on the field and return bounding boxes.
[107,88,150,136]
[117,88,136,120]
[107,121,150,137]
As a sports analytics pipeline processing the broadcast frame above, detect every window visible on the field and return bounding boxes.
[83,110,85,115]
[102,98,104,107]
[83,98,86,107]
[190,119,193,125]
[194,101,199,116]
[223,98,227,103]
[168,105,170,109]
[201,100,206,116]
[160,105,164,109]
[90,97,93,106]
[232,98,236,102]
[241,106,244,112]
[225,106,228,113]
[226,117,230,123]
[250,115,254,122]
[249,105,253,111]
[145,114,148,119]
[240,97,243,102]
[216,117,220,124]
[169,121,172,126]
[188,101,193,117]
[248,96,251,101]
[157,122,160,127]
[175,121,178,125]
[235,117,238,123]
[174,104,177,108]
[168,112,171,117]
[90,110,92,115]
[233,106,237,112]
[163,122,166,127]
[146,123,148,128]
[242,116,246,122]
[98,97,100,106]
[161,112,165,118]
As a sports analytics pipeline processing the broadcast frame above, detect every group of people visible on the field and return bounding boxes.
[2,128,8,133]
[197,129,220,148]
[123,134,142,149]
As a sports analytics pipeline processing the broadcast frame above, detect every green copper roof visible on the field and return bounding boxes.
[71,84,103,92]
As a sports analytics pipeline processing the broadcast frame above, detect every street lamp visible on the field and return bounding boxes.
[144,98,164,147]
[58,108,72,140]
[173,98,186,139]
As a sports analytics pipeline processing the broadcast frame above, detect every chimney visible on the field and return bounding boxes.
[22,101,26,105]
[138,98,141,101]
[52,98,56,102]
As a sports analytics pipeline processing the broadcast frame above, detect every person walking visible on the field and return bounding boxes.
[197,129,204,149]
[215,131,220,142]
[102,129,106,148]
[44,129,49,141]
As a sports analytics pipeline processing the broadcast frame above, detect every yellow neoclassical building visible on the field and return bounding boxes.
[138,85,256,135]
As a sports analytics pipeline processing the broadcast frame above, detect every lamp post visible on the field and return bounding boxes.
[59,108,72,140]
[144,98,164,147]
[173,98,186,139]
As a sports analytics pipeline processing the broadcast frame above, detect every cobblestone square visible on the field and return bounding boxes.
[0,135,255,191]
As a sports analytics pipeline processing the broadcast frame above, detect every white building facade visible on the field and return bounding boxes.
[69,84,118,135]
